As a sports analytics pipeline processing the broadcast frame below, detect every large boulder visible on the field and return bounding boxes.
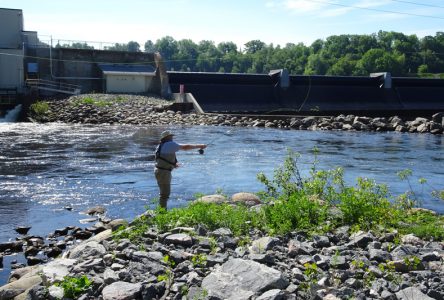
[395,287,434,300]
[67,240,106,260]
[0,275,42,300]
[41,259,77,284]
[102,281,142,300]
[202,258,289,299]
[196,194,227,204]
[231,192,261,206]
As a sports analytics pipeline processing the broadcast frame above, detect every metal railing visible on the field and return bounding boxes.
[0,88,18,105]
[26,79,81,95]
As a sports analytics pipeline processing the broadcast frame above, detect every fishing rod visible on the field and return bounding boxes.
[198,129,233,154]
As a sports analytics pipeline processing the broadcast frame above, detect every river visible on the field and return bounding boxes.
[0,119,443,283]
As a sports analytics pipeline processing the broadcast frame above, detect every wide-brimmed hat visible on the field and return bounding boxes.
[160,130,174,140]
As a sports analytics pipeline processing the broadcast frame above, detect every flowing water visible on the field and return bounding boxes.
[0,112,443,283]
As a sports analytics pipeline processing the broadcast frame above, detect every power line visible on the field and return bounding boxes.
[304,0,444,20]
[390,0,444,9]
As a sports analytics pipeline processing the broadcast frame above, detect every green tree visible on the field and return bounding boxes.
[304,53,329,75]
[155,36,178,69]
[144,40,156,52]
[244,40,266,54]
[127,41,141,52]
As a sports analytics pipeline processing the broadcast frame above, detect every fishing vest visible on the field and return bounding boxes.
[155,142,178,171]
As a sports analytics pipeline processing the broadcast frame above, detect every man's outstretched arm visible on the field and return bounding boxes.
[179,144,207,151]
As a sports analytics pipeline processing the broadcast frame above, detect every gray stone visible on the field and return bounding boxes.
[48,285,64,299]
[41,259,77,284]
[163,233,193,247]
[211,227,233,237]
[313,235,330,248]
[0,275,42,299]
[256,289,286,300]
[251,237,281,254]
[231,192,261,206]
[197,194,227,204]
[104,268,119,284]
[369,248,392,262]
[348,231,374,248]
[68,240,106,260]
[85,205,106,215]
[395,287,434,300]
[102,281,142,300]
[288,240,314,256]
[202,258,289,299]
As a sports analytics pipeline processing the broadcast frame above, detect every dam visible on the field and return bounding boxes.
[168,71,444,117]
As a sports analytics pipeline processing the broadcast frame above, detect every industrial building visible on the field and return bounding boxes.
[0,7,167,112]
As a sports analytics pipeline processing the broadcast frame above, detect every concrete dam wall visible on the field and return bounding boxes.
[168,71,444,117]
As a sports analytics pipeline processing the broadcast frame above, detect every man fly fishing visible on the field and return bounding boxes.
[154,130,207,209]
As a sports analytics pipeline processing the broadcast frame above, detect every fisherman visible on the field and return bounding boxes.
[154,130,207,209]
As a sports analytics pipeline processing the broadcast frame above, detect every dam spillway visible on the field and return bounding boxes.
[168,71,444,117]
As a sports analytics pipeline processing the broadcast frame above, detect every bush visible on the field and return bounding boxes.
[54,275,92,299]
[114,150,444,243]
[29,101,49,117]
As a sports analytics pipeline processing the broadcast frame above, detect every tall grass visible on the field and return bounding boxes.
[114,150,444,243]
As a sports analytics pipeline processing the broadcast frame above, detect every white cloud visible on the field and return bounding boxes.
[319,6,354,17]
[284,0,326,12]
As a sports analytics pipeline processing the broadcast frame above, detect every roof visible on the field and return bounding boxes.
[98,64,156,76]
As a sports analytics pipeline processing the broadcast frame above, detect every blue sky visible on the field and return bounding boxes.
[1,0,443,49]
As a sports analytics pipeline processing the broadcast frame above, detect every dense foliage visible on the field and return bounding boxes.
[114,150,444,244]
[66,31,444,77]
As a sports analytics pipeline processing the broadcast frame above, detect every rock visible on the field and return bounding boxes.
[0,241,23,252]
[313,235,330,248]
[202,258,289,299]
[24,246,39,257]
[48,285,64,299]
[256,289,286,300]
[395,286,434,300]
[84,205,106,215]
[15,226,31,235]
[401,234,424,246]
[102,281,142,300]
[250,237,281,254]
[211,227,233,237]
[41,259,77,284]
[54,227,69,236]
[0,275,42,299]
[106,219,128,231]
[163,233,193,247]
[68,240,106,260]
[197,194,227,204]
[369,248,392,263]
[45,246,63,258]
[348,231,374,248]
[27,256,44,266]
[431,112,444,123]
[231,192,261,206]
[288,240,315,256]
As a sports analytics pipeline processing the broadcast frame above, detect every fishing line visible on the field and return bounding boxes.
[198,128,233,155]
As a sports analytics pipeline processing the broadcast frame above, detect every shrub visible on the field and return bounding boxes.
[54,275,92,299]
[29,101,49,117]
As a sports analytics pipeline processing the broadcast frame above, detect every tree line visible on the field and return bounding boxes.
[59,31,444,77]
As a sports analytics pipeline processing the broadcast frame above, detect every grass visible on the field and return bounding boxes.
[72,96,127,107]
[29,101,49,117]
[114,149,444,244]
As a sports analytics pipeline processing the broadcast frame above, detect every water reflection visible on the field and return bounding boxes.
[0,123,442,248]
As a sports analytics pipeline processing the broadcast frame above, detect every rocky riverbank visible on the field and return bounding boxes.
[29,94,444,135]
[0,194,443,300]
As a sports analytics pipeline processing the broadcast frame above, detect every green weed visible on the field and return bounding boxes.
[54,275,92,299]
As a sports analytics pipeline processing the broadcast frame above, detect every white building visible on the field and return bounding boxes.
[99,64,157,94]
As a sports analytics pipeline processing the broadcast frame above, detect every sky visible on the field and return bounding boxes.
[1,0,443,49]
